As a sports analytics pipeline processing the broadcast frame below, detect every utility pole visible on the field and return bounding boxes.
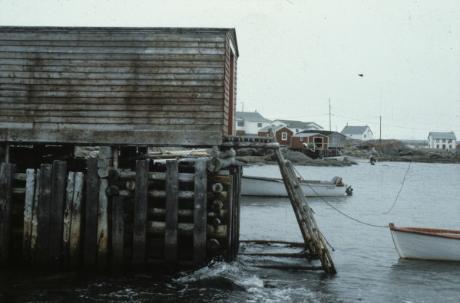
[379,115,382,149]
[328,98,331,131]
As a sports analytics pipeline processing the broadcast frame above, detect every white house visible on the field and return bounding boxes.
[341,125,374,141]
[427,132,456,151]
[235,111,272,135]
[271,119,323,134]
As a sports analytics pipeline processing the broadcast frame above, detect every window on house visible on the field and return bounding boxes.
[237,120,244,127]
[448,139,452,143]
[281,132,288,140]
[257,122,262,127]
[442,139,446,143]
[436,144,440,149]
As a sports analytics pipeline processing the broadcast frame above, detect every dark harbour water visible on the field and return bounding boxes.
[1,162,460,302]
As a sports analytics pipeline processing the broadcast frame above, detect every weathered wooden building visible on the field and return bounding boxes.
[0,27,241,271]
[0,26,238,146]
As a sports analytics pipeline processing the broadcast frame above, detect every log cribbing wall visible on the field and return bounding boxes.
[0,27,238,146]
[0,158,240,270]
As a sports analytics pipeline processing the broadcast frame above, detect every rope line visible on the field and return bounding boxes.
[382,159,412,214]
[292,166,387,229]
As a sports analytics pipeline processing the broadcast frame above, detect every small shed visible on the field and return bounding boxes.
[0,26,238,146]
[291,133,329,150]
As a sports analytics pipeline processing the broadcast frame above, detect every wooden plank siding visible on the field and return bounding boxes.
[0,27,238,146]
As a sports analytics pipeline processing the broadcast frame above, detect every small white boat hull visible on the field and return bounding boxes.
[389,223,460,262]
[241,176,351,197]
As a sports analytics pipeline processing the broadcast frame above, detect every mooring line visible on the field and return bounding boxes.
[292,166,387,229]
[382,159,412,214]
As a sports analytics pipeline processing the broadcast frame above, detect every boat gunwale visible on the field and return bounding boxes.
[389,223,460,240]
[242,175,340,187]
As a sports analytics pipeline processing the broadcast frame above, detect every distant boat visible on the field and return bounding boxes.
[389,223,460,262]
[241,175,353,197]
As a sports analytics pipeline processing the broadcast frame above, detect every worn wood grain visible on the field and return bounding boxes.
[111,196,124,268]
[84,158,99,267]
[165,160,178,262]
[62,171,75,265]
[69,172,83,267]
[23,168,35,261]
[193,160,207,264]
[48,160,67,265]
[30,168,40,260]
[36,163,52,265]
[0,128,223,146]
[132,159,149,265]
[0,26,236,147]
[0,163,15,263]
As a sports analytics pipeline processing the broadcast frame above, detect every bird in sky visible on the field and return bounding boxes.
[358,74,364,77]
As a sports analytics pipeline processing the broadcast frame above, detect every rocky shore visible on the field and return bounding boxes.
[343,140,460,164]
[236,148,357,167]
[235,140,460,167]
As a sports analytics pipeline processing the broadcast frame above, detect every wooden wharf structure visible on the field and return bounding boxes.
[0,151,241,270]
[0,26,335,274]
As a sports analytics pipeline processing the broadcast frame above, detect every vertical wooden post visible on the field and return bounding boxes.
[133,159,149,265]
[84,158,99,267]
[23,169,36,262]
[62,171,75,265]
[97,146,112,269]
[3,143,10,163]
[193,159,207,264]
[49,160,67,265]
[225,177,234,261]
[165,160,178,262]
[69,172,83,268]
[0,163,15,263]
[36,163,52,265]
[30,169,41,260]
[112,196,124,269]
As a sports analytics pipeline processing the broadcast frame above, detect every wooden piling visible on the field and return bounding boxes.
[133,159,149,265]
[70,172,83,267]
[97,147,112,269]
[49,160,67,265]
[165,160,178,262]
[36,164,52,265]
[84,158,99,267]
[30,169,40,261]
[111,196,124,268]
[193,159,207,264]
[62,171,75,265]
[23,169,36,262]
[0,163,15,263]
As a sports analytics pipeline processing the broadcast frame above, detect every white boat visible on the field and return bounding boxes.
[389,223,460,262]
[241,175,352,197]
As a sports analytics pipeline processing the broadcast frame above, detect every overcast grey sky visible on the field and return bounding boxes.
[1,0,459,139]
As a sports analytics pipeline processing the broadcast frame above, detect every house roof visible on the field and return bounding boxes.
[236,111,271,123]
[428,132,456,140]
[341,125,371,135]
[274,119,323,130]
[258,124,285,133]
[293,132,326,138]
[299,130,346,137]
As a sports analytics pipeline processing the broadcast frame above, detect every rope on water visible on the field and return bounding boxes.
[382,159,412,214]
[292,166,387,229]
